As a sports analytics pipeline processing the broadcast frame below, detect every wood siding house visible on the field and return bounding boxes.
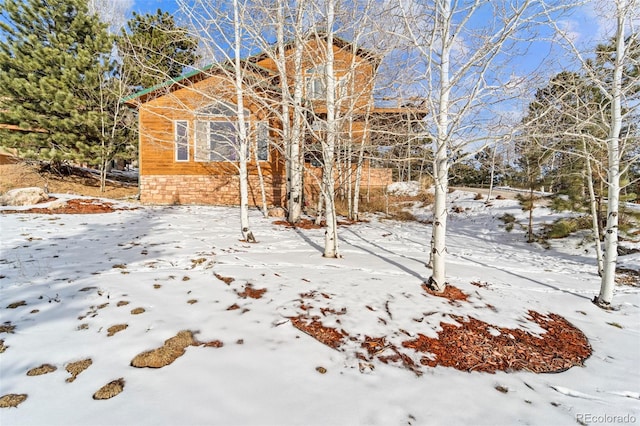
[124,35,424,207]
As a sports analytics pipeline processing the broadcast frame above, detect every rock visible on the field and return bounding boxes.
[47,199,68,210]
[267,207,286,218]
[0,187,48,206]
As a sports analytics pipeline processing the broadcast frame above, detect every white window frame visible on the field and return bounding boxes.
[174,120,189,162]
[193,100,269,163]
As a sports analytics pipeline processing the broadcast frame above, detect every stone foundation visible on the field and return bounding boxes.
[140,174,285,206]
[140,166,391,207]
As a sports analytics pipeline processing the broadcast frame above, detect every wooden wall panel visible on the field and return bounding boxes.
[139,75,283,178]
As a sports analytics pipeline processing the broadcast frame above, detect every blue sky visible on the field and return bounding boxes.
[132,0,179,15]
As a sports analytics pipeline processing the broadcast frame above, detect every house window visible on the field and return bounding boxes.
[306,65,327,100]
[305,65,348,101]
[193,100,266,162]
[255,121,269,161]
[195,120,250,162]
[174,120,189,162]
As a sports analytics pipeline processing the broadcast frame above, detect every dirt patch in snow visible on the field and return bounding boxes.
[65,359,92,383]
[1,198,133,214]
[0,161,137,199]
[236,284,267,299]
[131,330,197,369]
[93,378,125,400]
[26,364,57,376]
[0,393,28,408]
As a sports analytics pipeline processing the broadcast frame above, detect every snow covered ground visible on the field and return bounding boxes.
[0,191,638,426]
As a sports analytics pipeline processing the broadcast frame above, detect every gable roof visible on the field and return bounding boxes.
[247,33,382,68]
[122,60,278,107]
[122,34,381,107]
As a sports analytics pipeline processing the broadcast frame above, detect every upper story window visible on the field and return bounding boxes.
[305,64,349,101]
[306,65,328,100]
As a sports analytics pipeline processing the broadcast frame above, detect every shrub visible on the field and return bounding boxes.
[500,213,516,224]
[417,190,434,206]
[419,176,433,190]
[547,219,576,239]
[390,210,417,222]
[545,216,592,239]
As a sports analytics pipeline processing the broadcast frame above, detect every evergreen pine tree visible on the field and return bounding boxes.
[0,0,113,165]
[117,9,200,89]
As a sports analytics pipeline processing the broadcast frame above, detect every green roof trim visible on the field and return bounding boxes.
[120,59,279,105]
[121,63,216,104]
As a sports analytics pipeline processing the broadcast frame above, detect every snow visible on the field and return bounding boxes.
[1,191,639,426]
[387,181,422,196]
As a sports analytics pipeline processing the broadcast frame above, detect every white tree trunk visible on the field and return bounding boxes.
[322,0,340,258]
[430,151,449,290]
[352,123,369,222]
[428,0,452,292]
[583,139,604,276]
[254,144,268,218]
[288,28,305,224]
[233,0,255,243]
[486,143,498,203]
[596,5,626,306]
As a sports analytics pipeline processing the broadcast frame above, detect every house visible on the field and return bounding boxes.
[123,34,426,207]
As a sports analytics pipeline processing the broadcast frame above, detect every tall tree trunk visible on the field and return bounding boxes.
[486,142,498,203]
[322,1,339,258]
[595,6,626,307]
[280,0,305,224]
[428,0,452,292]
[527,186,534,243]
[583,139,604,276]
[233,0,255,243]
[352,121,369,222]
[255,146,268,218]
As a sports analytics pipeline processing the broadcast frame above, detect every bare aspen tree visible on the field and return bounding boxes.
[321,0,340,258]
[392,0,573,292]
[88,0,133,33]
[273,0,306,224]
[594,0,638,306]
[545,0,639,306]
[177,0,260,242]
[228,0,310,225]
[232,0,256,242]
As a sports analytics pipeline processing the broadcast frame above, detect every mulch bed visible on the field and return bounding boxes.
[1,198,130,214]
[289,284,592,375]
[422,283,469,301]
[290,317,346,349]
[236,284,267,299]
[403,311,591,373]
